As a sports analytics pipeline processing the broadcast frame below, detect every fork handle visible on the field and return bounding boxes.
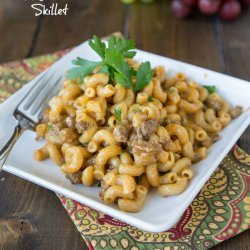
[0,125,26,172]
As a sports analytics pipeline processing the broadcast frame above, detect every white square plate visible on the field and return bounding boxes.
[1,41,250,232]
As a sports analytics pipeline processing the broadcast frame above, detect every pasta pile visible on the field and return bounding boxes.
[34,61,242,212]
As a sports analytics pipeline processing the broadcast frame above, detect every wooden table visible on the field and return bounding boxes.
[0,0,249,249]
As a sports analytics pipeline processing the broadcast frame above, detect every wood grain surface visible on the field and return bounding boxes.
[0,0,249,249]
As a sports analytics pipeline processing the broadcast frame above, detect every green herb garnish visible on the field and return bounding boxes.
[107,35,136,58]
[66,35,152,92]
[88,35,106,60]
[47,124,52,131]
[104,49,133,89]
[67,58,101,84]
[130,67,137,76]
[114,107,122,124]
[203,85,216,94]
[148,96,153,102]
[134,62,153,93]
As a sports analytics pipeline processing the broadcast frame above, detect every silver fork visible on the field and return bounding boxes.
[0,70,62,171]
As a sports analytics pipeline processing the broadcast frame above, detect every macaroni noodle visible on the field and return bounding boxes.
[34,62,242,213]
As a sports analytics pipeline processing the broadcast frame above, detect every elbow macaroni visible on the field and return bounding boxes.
[34,63,240,212]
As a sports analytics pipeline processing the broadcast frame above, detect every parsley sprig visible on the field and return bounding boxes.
[134,62,153,93]
[67,58,101,84]
[114,107,122,124]
[66,35,152,92]
[203,85,216,94]
[47,124,53,131]
[148,96,153,102]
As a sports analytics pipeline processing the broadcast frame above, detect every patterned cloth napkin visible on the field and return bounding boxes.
[0,50,249,250]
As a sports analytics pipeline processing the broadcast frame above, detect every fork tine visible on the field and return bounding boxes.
[15,66,65,125]
[16,73,44,107]
[43,78,63,105]
[35,79,63,120]
[21,70,54,110]
[30,76,63,115]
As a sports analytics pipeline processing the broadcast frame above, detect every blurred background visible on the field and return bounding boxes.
[0,0,249,81]
[0,1,249,249]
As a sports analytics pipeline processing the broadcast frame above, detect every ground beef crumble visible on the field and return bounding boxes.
[65,171,82,184]
[75,121,89,134]
[113,125,131,143]
[229,106,243,119]
[140,120,158,137]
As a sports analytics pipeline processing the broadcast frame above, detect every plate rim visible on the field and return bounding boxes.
[1,41,250,232]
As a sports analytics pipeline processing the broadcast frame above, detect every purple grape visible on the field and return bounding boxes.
[171,0,192,19]
[198,0,221,15]
[219,0,241,20]
[239,0,250,7]
[182,0,198,6]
